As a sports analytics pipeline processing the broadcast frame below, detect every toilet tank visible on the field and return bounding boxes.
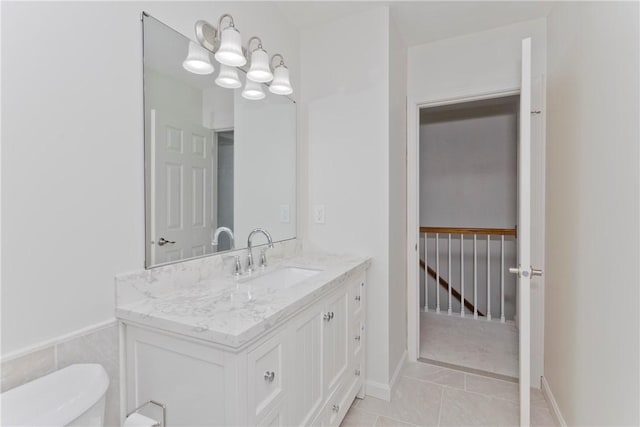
[1,363,109,427]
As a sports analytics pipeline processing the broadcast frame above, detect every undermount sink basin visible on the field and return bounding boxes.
[244,267,321,290]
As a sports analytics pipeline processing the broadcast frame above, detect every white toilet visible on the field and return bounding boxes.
[1,363,109,426]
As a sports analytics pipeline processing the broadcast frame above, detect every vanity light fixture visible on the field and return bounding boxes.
[246,37,273,83]
[213,15,246,67]
[182,41,214,75]
[269,54,293,95]
[242,78,266,100]
[215,64,242,88]
[193,15,293,96]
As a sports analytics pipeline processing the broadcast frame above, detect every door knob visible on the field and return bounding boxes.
[157,238,176,246]
[509,266,543,278]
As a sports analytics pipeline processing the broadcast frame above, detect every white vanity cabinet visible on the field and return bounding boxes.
[123,270,367,426]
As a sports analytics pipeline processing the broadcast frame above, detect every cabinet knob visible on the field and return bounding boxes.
[332,404,340,412]
[330,311,334,320]
[355,369,361,376]
[355,335,361,342]
[355,295,361,301]
[263,371,275,382]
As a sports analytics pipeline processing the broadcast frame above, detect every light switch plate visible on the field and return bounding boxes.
[313,205,325,224]
[280,205,290,223]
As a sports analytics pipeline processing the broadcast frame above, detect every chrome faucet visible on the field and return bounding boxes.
[212,227,235,249]
[246,228,274,272]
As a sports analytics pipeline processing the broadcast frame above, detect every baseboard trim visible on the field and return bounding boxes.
[389,349,407,391]
[365,380,391,401]
[541,376,567,427]
[366,350,408,402]
[1,318,117,362]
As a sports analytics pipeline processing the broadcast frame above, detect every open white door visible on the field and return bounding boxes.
[511,37,543,427]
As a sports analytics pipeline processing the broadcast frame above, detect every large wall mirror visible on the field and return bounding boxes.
[143,14,296,268]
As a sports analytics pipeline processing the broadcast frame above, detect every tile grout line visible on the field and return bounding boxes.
[403,370,529,406]
[436,387,445,427]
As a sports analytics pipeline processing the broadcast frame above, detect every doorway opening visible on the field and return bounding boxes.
[418,95,520,379]
[216,130,235,251]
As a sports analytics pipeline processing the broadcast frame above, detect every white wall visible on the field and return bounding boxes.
[1,1,299,357]
[419,106,517,227]
[544,2,639,425]
[388,16,408,378]
[408,18,546,103]
[300,6,393,391]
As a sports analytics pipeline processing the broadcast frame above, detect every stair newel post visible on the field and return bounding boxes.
[448,233,452,315]
[501,235,505,323]
[473,234,478,320]
[460,234,464,318]
[424,231,428,311]
[487,234,491,320]
[435,233,440,313]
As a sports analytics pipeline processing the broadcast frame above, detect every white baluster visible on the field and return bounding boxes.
[436,233,440,313]
[473,234,478,319]
[501,235,505,322]
[487,235,491,320]
[460,234,464,317]
[448,233,452,315]
[424,232,428,312]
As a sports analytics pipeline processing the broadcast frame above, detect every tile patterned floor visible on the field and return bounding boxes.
[341,361,556,427]
[420,312,519,378]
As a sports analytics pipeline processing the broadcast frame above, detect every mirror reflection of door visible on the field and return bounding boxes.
[151,109,215,265]
[216,130,234,251]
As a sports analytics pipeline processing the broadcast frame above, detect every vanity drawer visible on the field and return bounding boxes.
[248,333,285,421]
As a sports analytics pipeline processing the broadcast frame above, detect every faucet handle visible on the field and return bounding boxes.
[259,248,268,269]
[233,255,243,277]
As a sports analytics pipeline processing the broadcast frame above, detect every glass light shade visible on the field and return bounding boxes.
[214,26,246,67]
[242,79,266,100]
[247,48,273,83]
[215,64,242,88]
[183,41,214,75]
[269,65,293,95]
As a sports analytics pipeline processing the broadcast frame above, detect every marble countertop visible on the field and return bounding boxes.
[116,252,370,350]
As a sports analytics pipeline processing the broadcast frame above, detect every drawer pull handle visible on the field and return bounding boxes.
[355,335,361,342]
[332,404,340,413]
[263,371,275,382]
[323,312,335,321]
[355,369,361,376]
[355,295,361,301]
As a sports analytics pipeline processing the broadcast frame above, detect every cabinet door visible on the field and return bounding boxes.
[125,326,229,426]
[289,305,325,426]
[248,333,286,423]
[323,288,349,396]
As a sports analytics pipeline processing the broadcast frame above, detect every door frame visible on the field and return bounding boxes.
[406,85,546,388]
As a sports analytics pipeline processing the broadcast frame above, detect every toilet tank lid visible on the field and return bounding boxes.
[1,363,109,426]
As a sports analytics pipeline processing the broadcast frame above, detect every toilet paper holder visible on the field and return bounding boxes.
[126,400,166,427]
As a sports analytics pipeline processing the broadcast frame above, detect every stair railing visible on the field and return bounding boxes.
[420,227,516,322]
